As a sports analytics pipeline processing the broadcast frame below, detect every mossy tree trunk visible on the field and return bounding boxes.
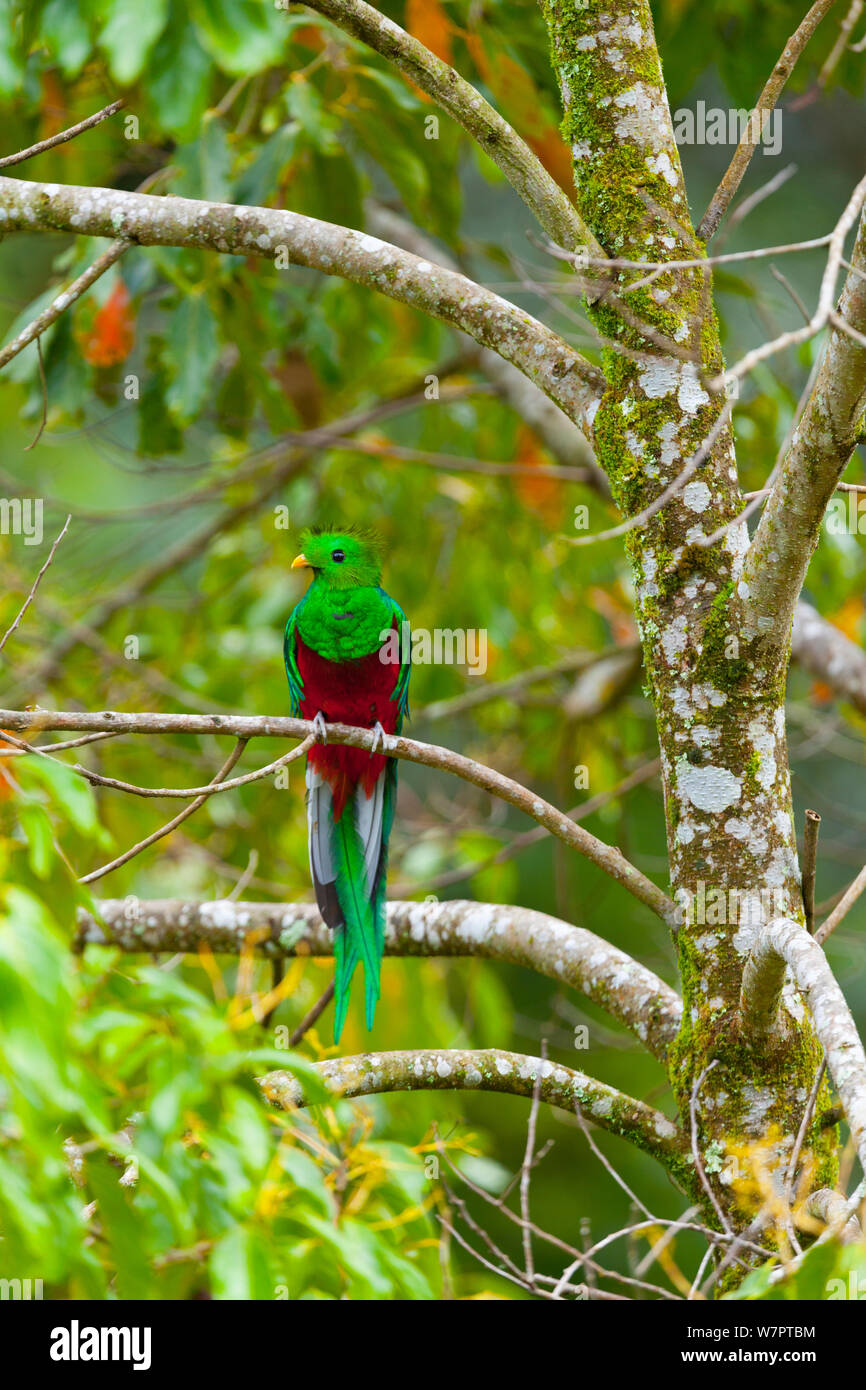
[541,0,838,1249]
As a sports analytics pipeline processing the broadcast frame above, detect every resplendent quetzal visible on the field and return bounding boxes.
[284,527,410,1042]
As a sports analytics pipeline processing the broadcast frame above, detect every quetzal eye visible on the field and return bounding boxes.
[331,549,345,562]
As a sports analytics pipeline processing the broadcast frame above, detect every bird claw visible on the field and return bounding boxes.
[370,721,386,755]
[313,711,328,745]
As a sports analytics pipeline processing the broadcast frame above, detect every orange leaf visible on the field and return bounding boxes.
[406,0,453,65]
[463,36,573,191]
[809,681,834,705]
[0,731,18,800]
[514,425,560,520]
[81,281,135,367]
[828,595,864,643]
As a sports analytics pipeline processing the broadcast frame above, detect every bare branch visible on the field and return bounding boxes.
[76,897,683,1062]
[737,193,866,669]
[814,863,866,945]
[364,201,609,485]
[0,515,71,655]
[802,809,821,934]
[288,983,335,1048]
[79,740,250,885]
[261,1048,686,1169]
[816,0,864,88]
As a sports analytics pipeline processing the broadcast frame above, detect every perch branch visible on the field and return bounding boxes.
[0,708,676,923]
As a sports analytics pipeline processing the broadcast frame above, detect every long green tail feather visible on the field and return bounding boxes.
[330,792,382,1042]
[332,928,356,1044]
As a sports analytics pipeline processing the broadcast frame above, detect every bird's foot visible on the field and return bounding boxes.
[313,711,329,744]
[370,721,386,755]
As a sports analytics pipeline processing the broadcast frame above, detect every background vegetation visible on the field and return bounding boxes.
[0,0,864,1298]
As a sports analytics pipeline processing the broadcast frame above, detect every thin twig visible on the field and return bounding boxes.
[785,1056,827,1201]
[565,400,733,549]
[0,241,129,370]
[690,1061,733,1235]
[520,1038,545,1282]
[79,740,249,884]
[66,736,315,800]
[24,335,48,450]
[0,515,71,656]
[697,1,838,241]
[0,99,125,169]
[814,863,866,944]
[288,983,336,1047]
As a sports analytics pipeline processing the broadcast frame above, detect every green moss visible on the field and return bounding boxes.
[699,580,748,689]
[743,749,762,799]
[540,0,839,1269]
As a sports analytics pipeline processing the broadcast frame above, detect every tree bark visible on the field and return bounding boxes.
[539,0,840,1253]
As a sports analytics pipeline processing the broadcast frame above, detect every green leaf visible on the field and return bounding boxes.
[234,125,298,206]
[0,0,23,96]
[40,0,92,78]
[209,1226,274,1299]
[17,803,54,878]
[165,294,220,423]
[19,756,104,839]
[99,0,169,83]
[191,0,285,77]
[145,23,212,141]
[174,117,233,203]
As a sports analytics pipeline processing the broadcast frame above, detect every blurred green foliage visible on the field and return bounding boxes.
[0,0,864,1299]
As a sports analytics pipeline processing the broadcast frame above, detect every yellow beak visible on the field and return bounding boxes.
[291,553,311,569]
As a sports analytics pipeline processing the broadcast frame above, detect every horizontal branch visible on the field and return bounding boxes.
[739,917,866,1175]
[301,0,604,261]
[76,897,682,1063]
[0,708,676,924]
[261,1048,686,1170]
[0,176,603,427]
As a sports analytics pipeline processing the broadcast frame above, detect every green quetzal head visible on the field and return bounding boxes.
[292,525,384,590]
